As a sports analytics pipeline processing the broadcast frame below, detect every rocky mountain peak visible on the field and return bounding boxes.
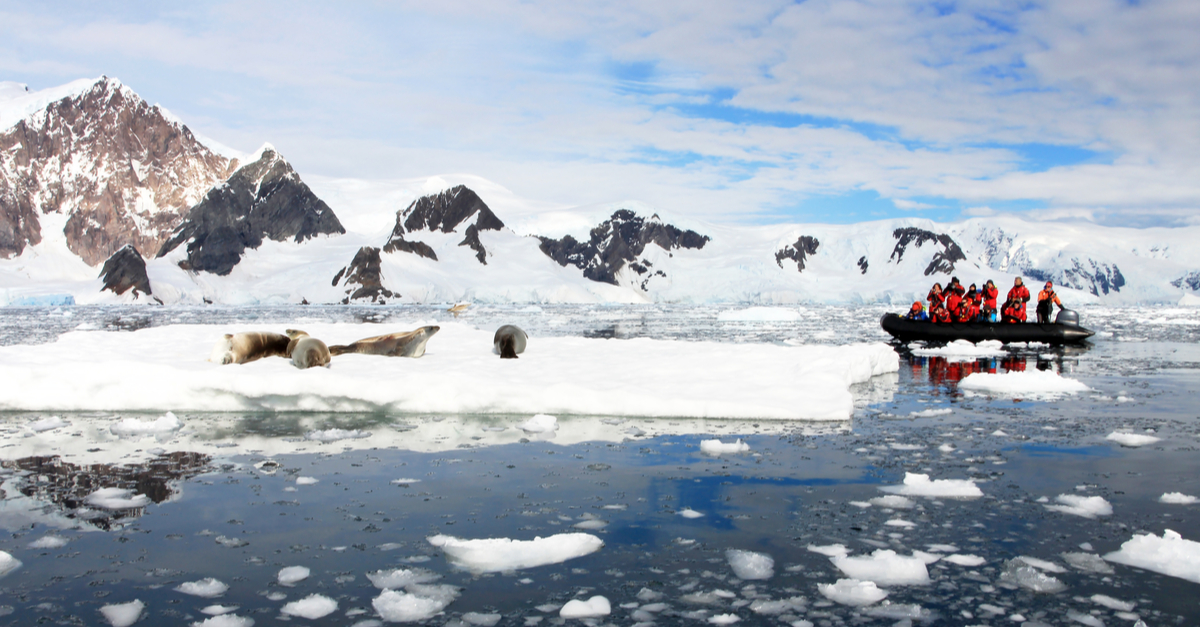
[383,185,505,264]
[0,77,236,265]
[890,227,967,276]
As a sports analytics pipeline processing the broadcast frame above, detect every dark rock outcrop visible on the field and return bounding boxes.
[857,256,869,274]
[1026,260,1126,296]
[99,244,152,298]
[775,236,820,272]
[537,209,710,287]
[157,147,345,275]
[1171,271,1200,292]
[890,227,967,276]
[333,246,395,304]
[382,185,504,264]
[0,77,235,264]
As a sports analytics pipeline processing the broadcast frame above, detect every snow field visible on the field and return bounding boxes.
[0,321,898,420]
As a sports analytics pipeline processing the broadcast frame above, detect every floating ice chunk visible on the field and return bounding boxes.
[110,412,182,437]
[925,544,958,553]
[1106,432,1161,447]
[1067,611,1105,626]
[959,370,1089,397]
[200,605,239,615]
[865,602,935,621]
[1090,594,1135,612]
[427,533,602,573]
[700,439,750,456]
[281,594,337,619]
[909,408,952,417]
[366,568,441,589]
[175,578,229,597]
[1044,494,1113,518]
[1014,556,1066,573]
[28,416,68,432]
[912,339,1006,361]
[726,549,774,580]
[295,477,319,486]
[1104,529,1200,583]
[391,478,421,485]
[681,589,736,605]
[305,428,369,442]
[373,587,455,622]
[717,307,799,322]
[943,554,986,567]
[277,566,310,585]
[880,473,982,498]
[192,616,254,627]
[573,518,607,530]
[678,508,704,519]
[817,578,888,606]
[28,535,69,549]
[991,429,1008,437]
[938,443,956,452]
[85,487,151,510]
[1061,552,1114,574]
[560,596,610,618]
[708,614,740,625]
[0,551,21,578]
[807,544,849,558]
[462,612,501,626]
[748,597,806,615]
[885,519,916,528]
[100,599,144,627]
[868,495,915,509]
[830,550,930,586]
[519,414,557,434]
[214,535,248,548]
[999,559,1067,593]
[1160,492,1198,504]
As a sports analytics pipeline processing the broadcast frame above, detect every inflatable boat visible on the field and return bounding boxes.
[880,309,1095,345]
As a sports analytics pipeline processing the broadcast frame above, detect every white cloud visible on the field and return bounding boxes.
[962,206,995,217]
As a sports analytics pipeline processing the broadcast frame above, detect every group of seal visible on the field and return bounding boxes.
[213,323,527,367]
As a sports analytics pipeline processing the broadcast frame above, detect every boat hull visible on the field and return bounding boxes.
[880,313,1095,345]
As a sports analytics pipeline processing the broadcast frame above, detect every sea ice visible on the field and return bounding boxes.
[958,369,1089,397]
[717,307,800,322]
[1159,492,1198,504]
[911,339,1006,361]
[200,605,239,615]
[519,414,557,434]
[427,532,603,573]
[942,554,986,567]
[99,599,144,627]
[280,594,338,619]
[708,614,740,625]
[366,567,441,589]
[0,551,21,577]
[28,416,68,432]
[1090,594,1135,612]
[461,612,501,626]
[678,508,704,518]
[295,477,319,485]
[372,587,460,622]
[700,439,749,455]
[1106,431,1161,447]
[1044,494,1113,518]
[830,550,930,585]
[85,487,151,510]
[28,535,68,549]
[277,566,310,585]
[1061,552,1115,574]
[559,596,611,618]
[909,408,952,417]
[175,578,229,597]
[110,412,182,437]
[999,559,1067,593]
[1104,529,1200,584]
[806,544,849,557]
[305,428,369,442]
[192,616,254,627]
[817,578,888,606]
[879,473,982,498]
[726,549,774,580]
[868,495,915,509]
[1014,556,1066,573]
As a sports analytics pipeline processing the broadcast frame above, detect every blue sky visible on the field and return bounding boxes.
[1,0,1198,227]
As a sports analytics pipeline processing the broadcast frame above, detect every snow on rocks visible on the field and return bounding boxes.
[280,594,338,619]
[726,549,774,580]
[1104,529,1200,584]
[559,595,611,618]
[84,487,151,510]
[700,439,749,456]
[1160,492,1199,504]
[1106,431,1161,447]
[276,566,310,585]
[817,578,888,606]
[175,578,229,597]
[427,533,603,573]
[0,550,21,577]
[99,599,144,627]
[1044,494,1113,518]
[829,550,931,586]
[958,369,1089,397]
[880,472,983,498]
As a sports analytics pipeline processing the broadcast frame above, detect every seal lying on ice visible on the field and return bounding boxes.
[328,325,440,358]
[285,329,332,369]
[493,325,528,359]
[211,331,291,365]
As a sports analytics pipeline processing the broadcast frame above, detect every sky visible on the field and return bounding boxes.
[1,0,1198,227]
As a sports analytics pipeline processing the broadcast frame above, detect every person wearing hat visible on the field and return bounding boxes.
[1006,277,1030,322]
[905,301,930,321]
[1036,281,1064,323]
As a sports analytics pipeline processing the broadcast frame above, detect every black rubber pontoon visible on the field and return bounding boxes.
[880,311,1095,345]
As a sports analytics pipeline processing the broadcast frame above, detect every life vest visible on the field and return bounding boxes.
[983,284,999,309]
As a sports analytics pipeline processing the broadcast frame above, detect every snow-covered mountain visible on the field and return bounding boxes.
[2,77,1199,307]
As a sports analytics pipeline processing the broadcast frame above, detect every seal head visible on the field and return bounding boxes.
[493,324,528,359]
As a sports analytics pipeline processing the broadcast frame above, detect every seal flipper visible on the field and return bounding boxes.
[499,336,519,359]
[328,344,353,356]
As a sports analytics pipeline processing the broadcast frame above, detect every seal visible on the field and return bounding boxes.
[210,331,291,365]
[285,329,331,369]
[493,324,528,359]
[328,325,441,358]
[447,303,471,318]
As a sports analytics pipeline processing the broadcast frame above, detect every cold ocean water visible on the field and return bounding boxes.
[0,304,1198,626]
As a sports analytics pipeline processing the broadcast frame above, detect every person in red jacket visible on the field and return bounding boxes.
[1006,277,1030,322]
[927,283,944,311]
[930,303,951,323]
[1036,281,1064,323]
[982,280,999,321]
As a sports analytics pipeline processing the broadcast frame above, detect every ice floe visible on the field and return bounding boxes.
[911,339,1006,361]
[518,414,557,434]
[277,566,310,585]
[84,487,150,510]
[1106,431,1161,447]
[27,416,68,432]
[879,472,983,498]
[1160,492,1198,504]
[559,596,611,618]
[725,549,774,580]
[427,532,602,573]
[28,535,68,549]
[1044,494,1113,518]
[700,439,749,455]
[99,599,144,627]
[109,412,182,438]
[175,578,229,598]
[0,550,21,577]
[817,578,888,606]
[829,550,931,586]
[999,558,1067,593]
[192,616,254,627]
[958,369,1089,397]
[280,594,338,619]
[1104,529,1200,584]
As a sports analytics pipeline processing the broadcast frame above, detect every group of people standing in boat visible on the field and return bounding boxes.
[906,276,1065,324]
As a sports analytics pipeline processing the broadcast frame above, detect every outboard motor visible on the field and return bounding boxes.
[1055,309,1081,327]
